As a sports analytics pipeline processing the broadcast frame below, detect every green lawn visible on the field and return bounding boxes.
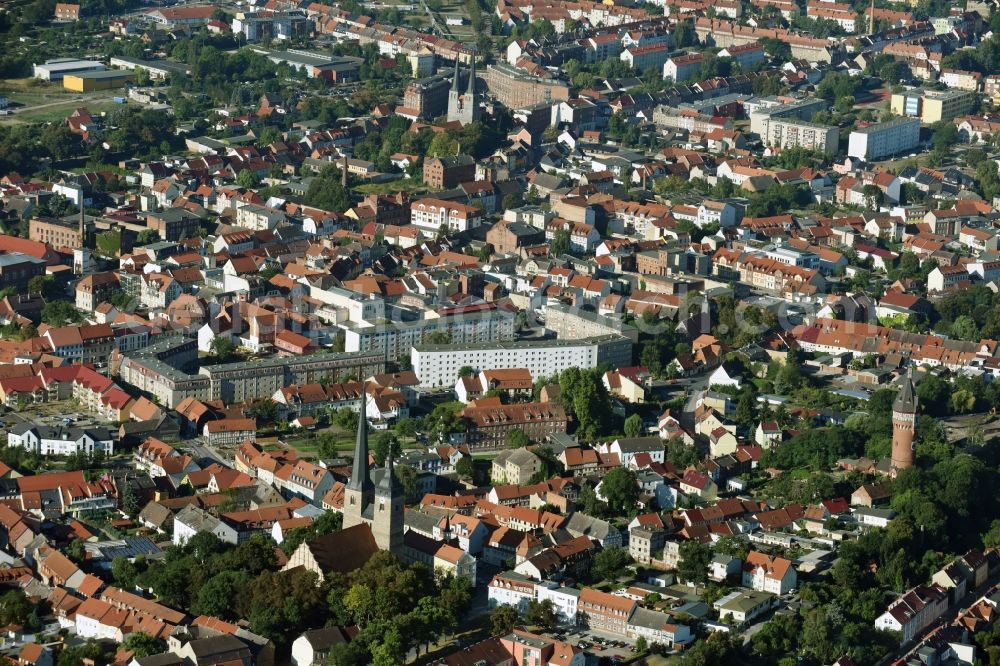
[353,177,428,196]
[95,230,121,257]
[277,423,421,457]
[12,100,121,124]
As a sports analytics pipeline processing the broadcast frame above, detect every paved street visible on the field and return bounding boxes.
[185,440,231,467]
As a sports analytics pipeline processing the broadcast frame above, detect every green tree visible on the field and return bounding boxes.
[677,540,710,584]
[27,275,56,298]
[506,428,530,449]
[305,164,352,211]
[591,546,631,582]
[393,463,420,502]
[372,432,402,465]
[371,627,405,666]
[551,228,571,256]
[490,604,520,636]
[734,391,757,427]
[713,535,749,560]
[39,123,80,160]
[425,331,453,345]
[136,228,160,245]
[623,414,643,438]
[111,556,139,589]
[525,599,557,630]
[679,631,744,665]
[983,519,1000,549]
[195,570,250,619]
[559,368,612,440]
[123,633,166,658]
[600,467,640,515]
[673,19,695,47]
[42,300,83,327]
[121,482,141,516]
[236,168,260,189]
[395,418,417,440]
[455,456,475,479]
[426,132,460,158]
[951,315,979,341]
[635,636,648,654]
[0,589,31,626]
[209,336,237,363]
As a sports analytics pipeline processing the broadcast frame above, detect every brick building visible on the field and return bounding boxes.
[0,253,46,294]
[578,588,636,636]
[399,75,451,119]
[423,155,476,189]
[486,220,546,254]
[29,218,85,251]
[462,397,567,449]
[146,209,203,242]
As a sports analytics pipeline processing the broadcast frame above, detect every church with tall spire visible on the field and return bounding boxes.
[447,56,480,125]
[342,389,404,554]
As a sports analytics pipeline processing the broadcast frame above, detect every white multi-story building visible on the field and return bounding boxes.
[875,585,949,643]
[536,582,580,624]
[742,552,797,595]
[410,198,483,233]
[75,599,125,641]
[8,423,114,456]
[749,98,828,136]
[848,117,921,161]
[235,204,285,231]
[663,53,704,81]
[411,334,633,388]
[763,245,821,269]
[620,44,670,73]
[172,505,239,546]
[759,117,839,153]
[343,309,516,362]
[488,571,536,614]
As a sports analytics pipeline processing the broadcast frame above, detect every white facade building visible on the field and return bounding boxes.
[536,583,580,624]
[7,424,114,456]
[411,335,633,388]
[343,309,516,362]
[410,198,483,233]
[848,117,921,160]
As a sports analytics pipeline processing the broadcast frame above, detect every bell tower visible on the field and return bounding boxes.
[372,449,404,554]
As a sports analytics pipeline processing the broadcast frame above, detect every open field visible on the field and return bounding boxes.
[0,78,121,124]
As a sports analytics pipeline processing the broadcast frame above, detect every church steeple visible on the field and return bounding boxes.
[373,444,404,554]
[342,386,374,531]
[377,448,403,496]
[451,58,461,92]
[346,388,373,494]
[466,55,476,96]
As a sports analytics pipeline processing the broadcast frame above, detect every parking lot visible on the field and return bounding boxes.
[541,627,635,662]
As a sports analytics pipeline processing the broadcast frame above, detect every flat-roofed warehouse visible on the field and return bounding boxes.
[252,48,363,83]
[33,58,105,82]
[108,56,190,81]
[63,70,135,92]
